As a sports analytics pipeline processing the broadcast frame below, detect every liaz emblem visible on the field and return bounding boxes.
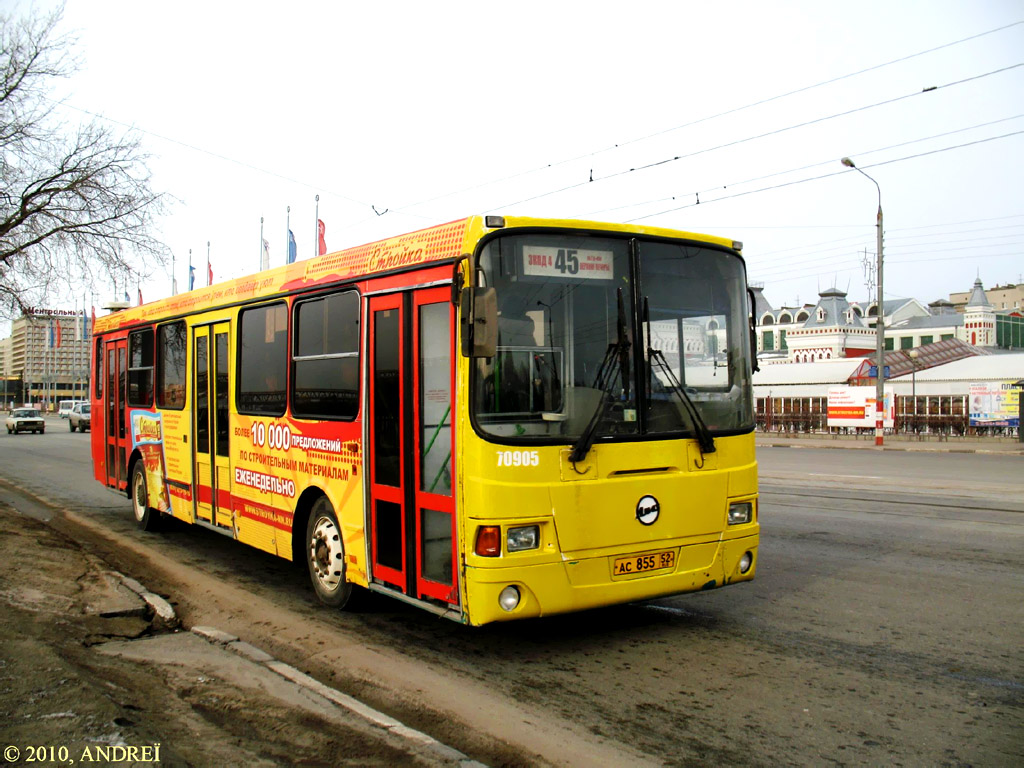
[636,495,660,526]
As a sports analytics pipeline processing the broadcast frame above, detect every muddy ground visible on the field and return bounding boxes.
[0,503,480,767]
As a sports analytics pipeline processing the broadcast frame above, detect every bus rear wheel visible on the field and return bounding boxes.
[306,497,352,608]
[131,462,161,531]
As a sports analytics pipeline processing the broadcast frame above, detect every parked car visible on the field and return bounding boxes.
[69,402,91,432]
[6,408,45,434]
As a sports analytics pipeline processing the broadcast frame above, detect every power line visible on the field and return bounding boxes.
[750,225,1024,271]
[629,129,1024,222]
[48,98,378,211]
[580,114,1024,220]
[672,213,1024,231]
[392,20,1024,214]
[496,63,1024,212]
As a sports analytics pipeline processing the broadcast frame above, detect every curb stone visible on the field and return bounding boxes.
[113,571,178,629]
[110,592,483,763]
[190,628,485,766]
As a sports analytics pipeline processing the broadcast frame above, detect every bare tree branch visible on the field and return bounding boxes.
[0,3,166,319]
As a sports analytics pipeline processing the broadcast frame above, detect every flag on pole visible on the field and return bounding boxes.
[208,261,213,286]
[287,230,297,264]
[262,238,270,271]
[189,265,196,291]
[55,320,62,348]
[317,219,327,256]
[79,309,86,341]
[138,288,143,306]
[49,321,55,349]
[124,291,130,303]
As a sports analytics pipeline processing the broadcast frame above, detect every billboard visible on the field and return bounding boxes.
[827,386,894,428]
[969,381,1020,428]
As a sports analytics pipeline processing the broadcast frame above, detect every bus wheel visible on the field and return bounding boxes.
[306,497,352,608]
[130,462,161,531]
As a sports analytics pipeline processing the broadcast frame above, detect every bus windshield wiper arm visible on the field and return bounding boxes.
[569,288,630,465]
[649,348,716,456]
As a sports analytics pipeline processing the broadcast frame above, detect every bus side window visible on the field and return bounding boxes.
[95,338,103,400]
[127,328,154,406]
[156,321,187,409]
[238,302,288,415]
[293,291,359,419]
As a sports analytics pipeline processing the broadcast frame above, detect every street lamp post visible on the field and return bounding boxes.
[842,157,886,447]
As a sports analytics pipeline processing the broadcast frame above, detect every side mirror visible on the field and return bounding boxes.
[747,287,761,373]
[460,287,497,358]
[450,258,466,307]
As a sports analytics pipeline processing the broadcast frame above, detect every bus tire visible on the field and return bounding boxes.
[130,462,161,531]
[306,497,352,608]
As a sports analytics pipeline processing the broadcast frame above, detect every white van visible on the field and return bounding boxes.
[58,400,84,419]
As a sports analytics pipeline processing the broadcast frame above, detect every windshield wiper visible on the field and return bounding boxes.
[569,288,630,465]
[648,348,716,456]
[644,298,715,456]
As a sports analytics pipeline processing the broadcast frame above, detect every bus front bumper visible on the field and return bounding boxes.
[463,533,758,626]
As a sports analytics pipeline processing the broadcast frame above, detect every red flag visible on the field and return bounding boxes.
[317,219,327,256]
[138,288,143,306]
[208,261,213,286]
[55,319,62,348]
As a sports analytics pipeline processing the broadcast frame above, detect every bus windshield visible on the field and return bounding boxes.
[471,232,753,442]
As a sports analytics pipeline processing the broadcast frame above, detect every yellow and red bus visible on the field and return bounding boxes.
[90,215,759,625]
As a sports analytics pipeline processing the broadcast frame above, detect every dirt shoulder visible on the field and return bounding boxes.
[0,503,474,767]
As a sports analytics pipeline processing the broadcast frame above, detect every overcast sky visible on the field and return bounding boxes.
[28,0,1024,316]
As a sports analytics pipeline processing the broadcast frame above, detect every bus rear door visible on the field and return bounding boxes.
[104,339,129,490]
[368,287,457,606]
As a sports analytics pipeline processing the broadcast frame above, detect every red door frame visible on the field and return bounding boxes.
[367,293,407,590]
[104,338,129,490]
[411,287,457,603]
[367,287,458,604]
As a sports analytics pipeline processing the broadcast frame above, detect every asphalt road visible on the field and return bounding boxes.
[1,419,1021,765]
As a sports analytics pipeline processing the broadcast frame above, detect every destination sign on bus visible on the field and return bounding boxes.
[522,246,614,280]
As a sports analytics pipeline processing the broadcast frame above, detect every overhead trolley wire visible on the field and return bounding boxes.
[393,21,1023,214]
[48,99,378,211]
[629,128,1024,222]
[581,114,1024,221]
[499,63,1024,212]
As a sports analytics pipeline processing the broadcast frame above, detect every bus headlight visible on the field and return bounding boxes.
[507,525,540,552]
[728,502,753,525]
[499,585,521,612]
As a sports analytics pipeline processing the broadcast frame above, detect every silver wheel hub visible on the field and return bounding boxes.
[132,473,147,521]
[309,515,344,591]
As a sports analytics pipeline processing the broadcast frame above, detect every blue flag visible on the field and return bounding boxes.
[288,230,297,264]
[189,265,196,291]
[124,291,130,303]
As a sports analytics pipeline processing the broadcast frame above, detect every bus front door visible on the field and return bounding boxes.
[368,288,457,606]
[193,322,232,530]
[104,339,129,490]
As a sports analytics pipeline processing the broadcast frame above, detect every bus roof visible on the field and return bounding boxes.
[93,216,738,334]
